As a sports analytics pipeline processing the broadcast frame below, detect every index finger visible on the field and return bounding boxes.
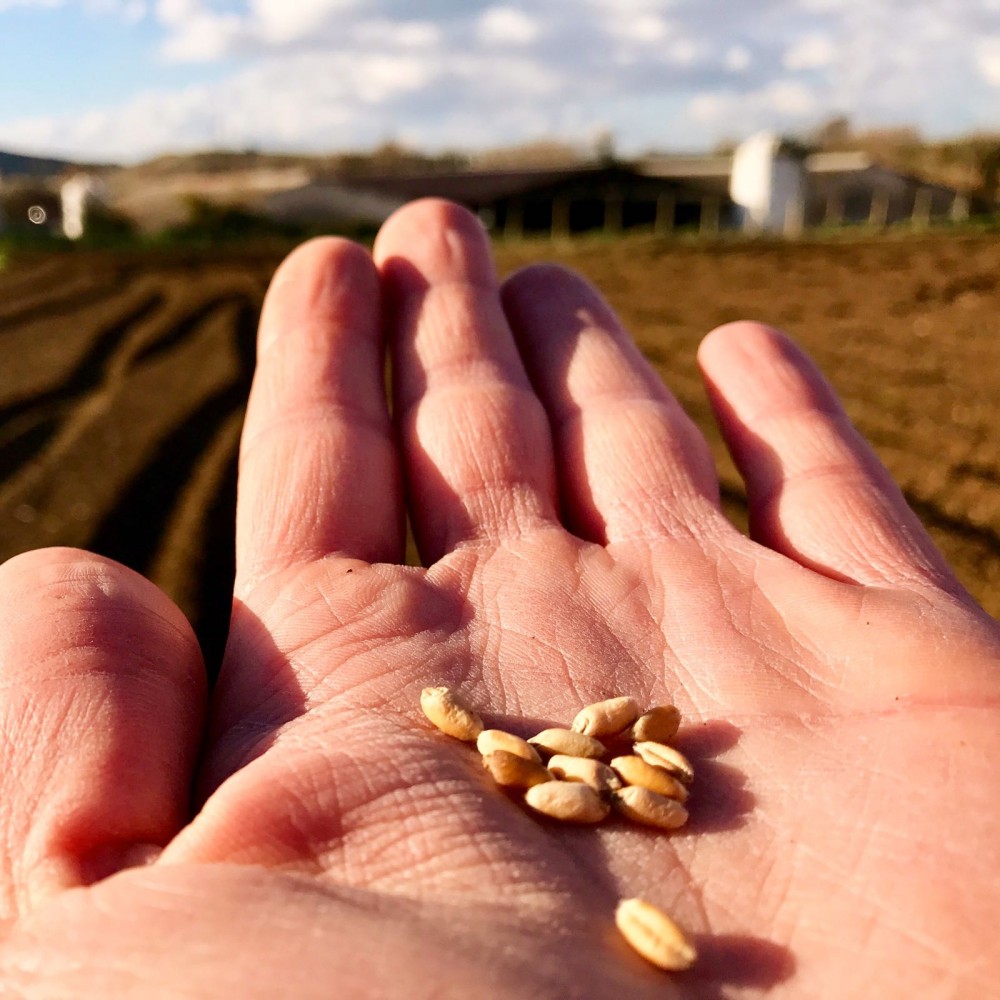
[235,238,403,594]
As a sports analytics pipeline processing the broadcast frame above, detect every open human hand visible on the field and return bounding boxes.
[0,200,997,998]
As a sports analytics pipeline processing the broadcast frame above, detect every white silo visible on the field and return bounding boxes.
[729,132,807,235]
[61,173,106,241]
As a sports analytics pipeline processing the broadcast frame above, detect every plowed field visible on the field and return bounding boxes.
[1,234,997,671]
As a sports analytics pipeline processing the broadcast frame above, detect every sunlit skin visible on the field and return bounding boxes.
[0,200,997,998]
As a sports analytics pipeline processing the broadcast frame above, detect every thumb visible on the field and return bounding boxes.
[0,548,206,922]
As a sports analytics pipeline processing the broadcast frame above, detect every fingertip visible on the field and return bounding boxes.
[0,547,193,630]
[501,261,580,294]
[268,236,374,298]
[697,321,790,373]
[261,237,377,351]
[500,262,592,325]
[274,234,372,275]
[0,547,205,687]
[698,321,839,424]
[373,198,495,290]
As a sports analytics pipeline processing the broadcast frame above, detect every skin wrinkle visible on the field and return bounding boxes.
[455,540,664,717]
[237,468,400,582]
[487,581,523,714]
[252,334,383,417]
[586,573,661,707]
[591,572,645,690]
[400,367,540,426]
[403,325,531,390]
[550,556,646,703]
[441,482,550,545]
[472,566,578,714]
[841,894,963,982]
[746,425,956,593]
[339,797,561,904]
[739,394,847,432]
[300,634,440,716]
[603,497,711,544]
[816,486,944,587]
[575,413,715,510]
[1,598,199,692]
[409,387,541,469]
[746,570,833,699]
[270,569,418,643]
[551,386,679,431]
[633,545,771,711]
[730,826,795,933]
[306,744,571,902]
[239,401,392,459]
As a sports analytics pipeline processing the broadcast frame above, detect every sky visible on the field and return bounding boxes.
[2,0,1000,164]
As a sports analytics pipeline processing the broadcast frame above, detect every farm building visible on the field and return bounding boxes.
[0,139,973,241]
[803,151,967,226]
[641,138,969,233]
[256,140,969,239]
[256,164,738,237]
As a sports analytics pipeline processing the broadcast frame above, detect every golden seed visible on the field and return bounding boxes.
[609,756,689,803]
[632,741,694,784]
[571,696,641,738]
[419,686,484,742]
[547,755,623,795]
[524,781,611,823]
[614,785,689,830]
[482,750,552,789]
[476,729,542,763]
[627,705,682,743]
[527,728,607,760]
[615,898,697,972]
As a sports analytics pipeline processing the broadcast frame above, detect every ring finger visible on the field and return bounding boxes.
[501,264,725,545]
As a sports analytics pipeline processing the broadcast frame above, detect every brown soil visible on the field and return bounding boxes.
[1,234,997,672]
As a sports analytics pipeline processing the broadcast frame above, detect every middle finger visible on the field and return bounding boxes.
[374,199,559,564]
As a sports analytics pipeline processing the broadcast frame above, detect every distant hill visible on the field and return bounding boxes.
[0,149,81,179]
[0,150,114,177]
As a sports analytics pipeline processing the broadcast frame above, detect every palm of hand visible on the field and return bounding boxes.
[1,201,998,999]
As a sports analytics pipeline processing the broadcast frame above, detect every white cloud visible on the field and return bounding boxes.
[610,13,672,45]
[250,0,355,44]
[767,80,818,115]
[160,11,241,61]
[724,45,752,73]
[976,37,1000,86]
[477,6,540,46]
[154,0,195,21]
[689,80,820,134]
[584,0,672,13]
[783,33,837,71]
[4,0,1000,160]
[668,36,700,66]
[0,43,566,161]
